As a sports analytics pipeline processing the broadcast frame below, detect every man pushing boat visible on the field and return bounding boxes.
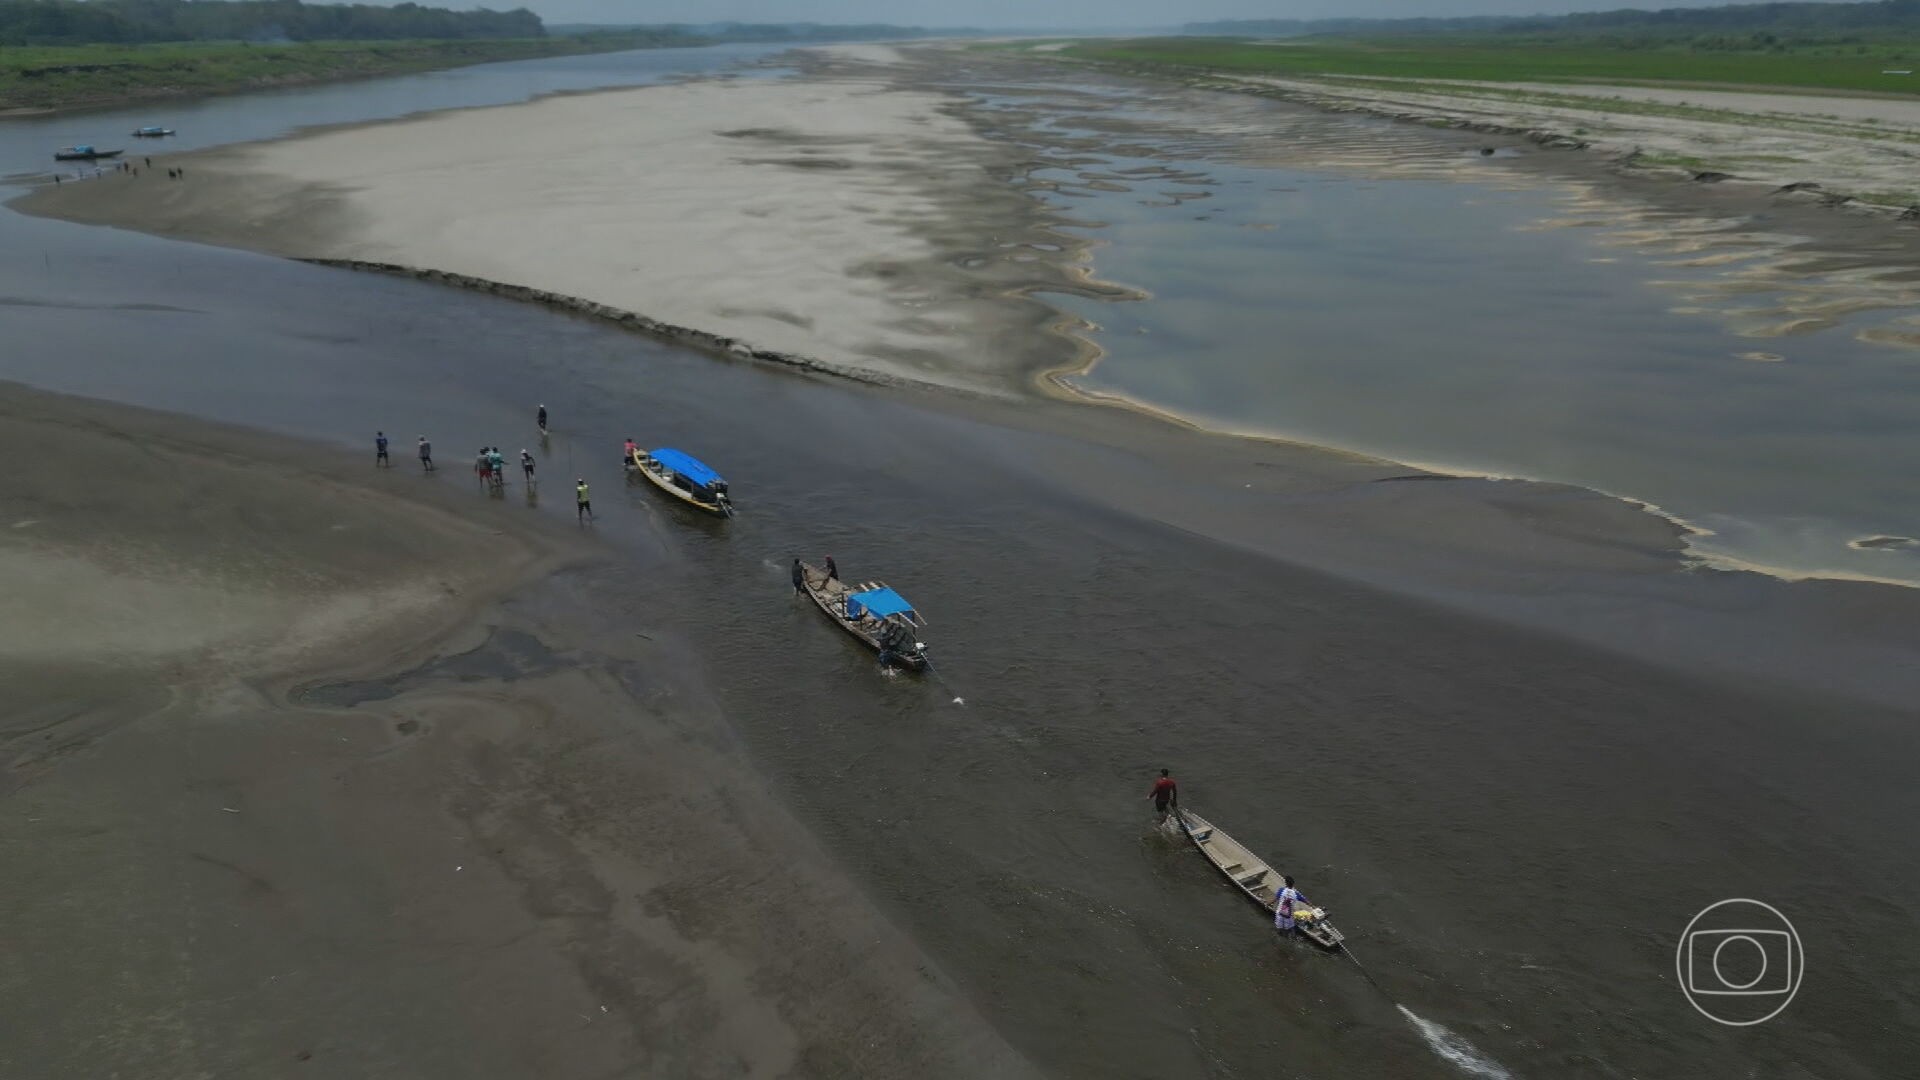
[1149,769,1179,823]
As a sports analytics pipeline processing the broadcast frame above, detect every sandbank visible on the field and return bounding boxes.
[16,52,1106,395]
[0,381,1035,1077]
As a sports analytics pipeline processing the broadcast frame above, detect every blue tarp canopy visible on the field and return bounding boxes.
[650,448,722,488]
[846,587,916,620]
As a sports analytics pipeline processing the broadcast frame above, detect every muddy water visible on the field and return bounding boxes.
[0,42,790,177]
[956,73,1920,585]
[4,50,1918,1080]
[4,207,1917,1078]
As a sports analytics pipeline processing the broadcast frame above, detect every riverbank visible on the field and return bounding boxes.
[0,36,714,117]
[13,46,1112,393]
[0,379,1037,1078]
[1051,38,1920,214]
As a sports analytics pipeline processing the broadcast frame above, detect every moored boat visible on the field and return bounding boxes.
[1177,809,1346,950]
[131,126,176,137]
[628,446,732,516]
[53,145,123,161]
[797,561,929,671]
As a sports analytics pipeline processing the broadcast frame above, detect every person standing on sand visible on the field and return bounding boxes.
[791,558,807,595]
[417,436,434,472]
[375,431,389,467]
[1148,769,1179,823]
[575,479,592,522]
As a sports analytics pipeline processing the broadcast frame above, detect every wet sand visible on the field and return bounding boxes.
[0,381,1035,1078]
[7,45,1920,1077]
[13,48,1108,395]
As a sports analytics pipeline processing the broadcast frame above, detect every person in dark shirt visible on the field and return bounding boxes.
[375,431,389,467]
[824,555,839,582]
[1148,769,1179,823]
[791,558,806,595]
[537,404,548,433]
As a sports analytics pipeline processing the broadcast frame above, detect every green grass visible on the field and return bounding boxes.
[0,36,671,112]
[1060,37,1920,96]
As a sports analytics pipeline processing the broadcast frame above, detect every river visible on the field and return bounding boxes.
[2,44,1915,1080]
[952,68,1920,586]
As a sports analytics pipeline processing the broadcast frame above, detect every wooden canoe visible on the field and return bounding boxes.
[1178,809,1346,950]
[797,561,928,671]
[629,447,731,516]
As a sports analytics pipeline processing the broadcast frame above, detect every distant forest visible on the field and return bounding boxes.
[0,0,544,45]
[549,22,951,43]
[1188,0,1920,41]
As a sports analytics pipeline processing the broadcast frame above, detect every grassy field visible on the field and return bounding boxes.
[1058,37,1920,95]
[0,36,671,113]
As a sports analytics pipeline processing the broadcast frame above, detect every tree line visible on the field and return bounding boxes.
[0,0,545,46]
[1186,0,1920,42]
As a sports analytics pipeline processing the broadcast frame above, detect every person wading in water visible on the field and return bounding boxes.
[791,558,807,595]
[1148,769,1179,823]
[1274,875,1312,939]
[575,478,592,522]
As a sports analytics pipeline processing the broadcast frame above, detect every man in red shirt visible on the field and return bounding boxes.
[1148,769,1178,823]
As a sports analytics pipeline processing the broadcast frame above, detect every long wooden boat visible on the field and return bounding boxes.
[628,446,732,516]
[53,145,123,161]
[1178,809,1346,950]
[797,561,929,671]
[131,126,176,137]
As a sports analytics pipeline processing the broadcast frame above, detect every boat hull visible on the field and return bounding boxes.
[798,562,928,671]
[629,449,730,516]
[54,149,124,161]
[1178,810,1346,950]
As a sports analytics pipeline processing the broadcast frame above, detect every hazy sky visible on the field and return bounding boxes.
[530,0,1844,29]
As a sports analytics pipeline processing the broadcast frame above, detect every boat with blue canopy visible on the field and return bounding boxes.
[628,445,733,516]
[797,561,929,671]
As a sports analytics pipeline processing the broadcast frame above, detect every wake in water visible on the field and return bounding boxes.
[1397,1005,1514,1080]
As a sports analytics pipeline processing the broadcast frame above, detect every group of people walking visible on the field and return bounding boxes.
[378,407,589,521]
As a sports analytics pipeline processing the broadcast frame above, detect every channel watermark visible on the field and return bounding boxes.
[1676,898,1804,1026]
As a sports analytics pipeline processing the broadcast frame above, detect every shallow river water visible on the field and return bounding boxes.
[959,74,1920,585]
[3,46,1917,1080]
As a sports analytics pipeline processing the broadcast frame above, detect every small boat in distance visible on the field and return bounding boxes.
[628,446,732,516]
[53,145,123,161]
[1177,809,1347,950]
[131,126,176,138]
[797,562,929,671]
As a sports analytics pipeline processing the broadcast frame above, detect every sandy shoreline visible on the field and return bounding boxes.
[0,380,1036,1077]
[15,48,1116,397]
[1083,59,1920,214]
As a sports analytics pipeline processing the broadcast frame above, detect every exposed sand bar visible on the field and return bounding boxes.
[1052,45,1920,209]
[0,381,1036,1077]
[17,49,1104,394]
